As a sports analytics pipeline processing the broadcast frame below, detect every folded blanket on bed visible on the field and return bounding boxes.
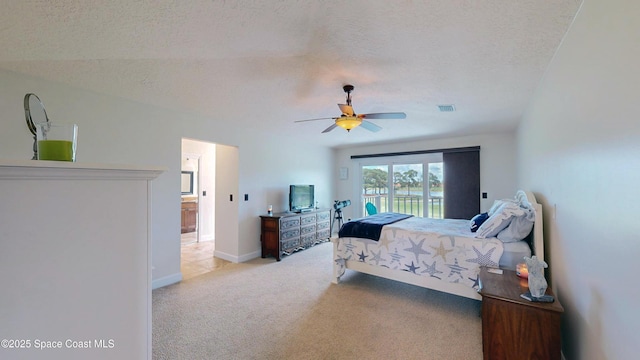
[338,212,413,241]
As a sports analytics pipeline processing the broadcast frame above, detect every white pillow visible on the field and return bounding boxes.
[497,212,534,242]
[515,190,529,205]
[475,202,523,238]
[487,199,517,216]
[497,202,536,242]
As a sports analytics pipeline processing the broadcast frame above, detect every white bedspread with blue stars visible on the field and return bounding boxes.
[335,217,504,290]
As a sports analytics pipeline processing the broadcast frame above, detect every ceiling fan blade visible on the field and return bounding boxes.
[359,112,406,120]
[360,120,382,132]
[322,123,338,133]
[294,117,337,123]
[338,104,354,116]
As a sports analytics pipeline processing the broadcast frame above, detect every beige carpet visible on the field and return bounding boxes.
[152,242,483,360]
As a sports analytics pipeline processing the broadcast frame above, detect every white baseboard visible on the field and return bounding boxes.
[152,273,182,289]
[200,234,214,242]
[238,250,261,263]
[213,249,261,263]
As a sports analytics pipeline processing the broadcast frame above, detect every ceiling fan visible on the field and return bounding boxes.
[295,85,406,133]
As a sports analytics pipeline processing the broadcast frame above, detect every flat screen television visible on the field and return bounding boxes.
[289,185,314,212]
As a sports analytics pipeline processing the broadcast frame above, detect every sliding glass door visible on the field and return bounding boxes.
[362,165,389,214]
[360,154,443,218]
[392,163,424,217]
[427,162,444,219]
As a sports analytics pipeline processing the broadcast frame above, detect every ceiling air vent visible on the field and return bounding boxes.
[437,104,456,112]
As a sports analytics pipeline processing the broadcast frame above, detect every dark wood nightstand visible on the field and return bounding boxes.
[478,267,564,360]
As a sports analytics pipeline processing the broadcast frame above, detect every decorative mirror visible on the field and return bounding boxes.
[24,93,50,160]
[181,171,194,195]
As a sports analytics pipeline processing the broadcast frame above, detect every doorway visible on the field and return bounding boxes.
[180,138,221,280]
[181,153,200,245]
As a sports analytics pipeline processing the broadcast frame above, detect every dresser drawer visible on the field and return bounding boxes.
[316,211,330,222]
[316,221,330,231]
[261,217,278,231]
[301,232,316,245]
[300,214,316,225]
[281,228,300,241]
[280,217,300,230]
[281,237,300,252]
[317,228,330,239]
[301,224,316,235]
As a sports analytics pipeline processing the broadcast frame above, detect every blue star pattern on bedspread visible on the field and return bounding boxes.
[334,216,504,290]
[421,260,443,279]
[389,248,406,267]
[357,250,368,262]
[403,238,431,262]
[370,249,383,266]
[468,246,499,268]
[334,253,352,278]
[343,239,357,256]
[468,275,480,289]
[447,259,468,279]
[404,261,420,274]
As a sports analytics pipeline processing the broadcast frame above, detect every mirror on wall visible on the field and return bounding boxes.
[181,171,194,195]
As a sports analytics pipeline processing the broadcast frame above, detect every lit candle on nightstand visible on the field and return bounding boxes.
[516,263,529,278]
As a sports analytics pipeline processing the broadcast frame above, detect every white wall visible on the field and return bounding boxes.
[237,142,334,259]
[0,68,334,288]
[517,0,639,358]
[334,132,517,221]
[214,143,240,260]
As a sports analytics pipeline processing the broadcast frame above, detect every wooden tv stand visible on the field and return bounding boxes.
[260,208,331,261]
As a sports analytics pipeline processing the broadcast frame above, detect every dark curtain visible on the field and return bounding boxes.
[443,149,480,219]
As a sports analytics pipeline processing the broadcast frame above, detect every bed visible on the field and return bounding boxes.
[332,190,543,300]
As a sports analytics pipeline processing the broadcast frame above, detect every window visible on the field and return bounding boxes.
[354,146,480,219]
[427,162,444,219]
[360,154,443,218]
[362,165,389,214]
[392,163,424,217]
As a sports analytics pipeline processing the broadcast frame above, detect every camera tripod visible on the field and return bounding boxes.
[332,208,344,235]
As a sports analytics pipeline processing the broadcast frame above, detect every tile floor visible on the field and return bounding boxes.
[180,233,231,280]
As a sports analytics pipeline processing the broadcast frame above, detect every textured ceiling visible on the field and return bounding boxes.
[0,0,582,148]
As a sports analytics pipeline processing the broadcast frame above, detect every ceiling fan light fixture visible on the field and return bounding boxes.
[294,84,405,134]
[335,116,362,131]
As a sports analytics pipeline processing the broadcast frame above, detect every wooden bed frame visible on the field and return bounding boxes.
[331,191,544,300]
